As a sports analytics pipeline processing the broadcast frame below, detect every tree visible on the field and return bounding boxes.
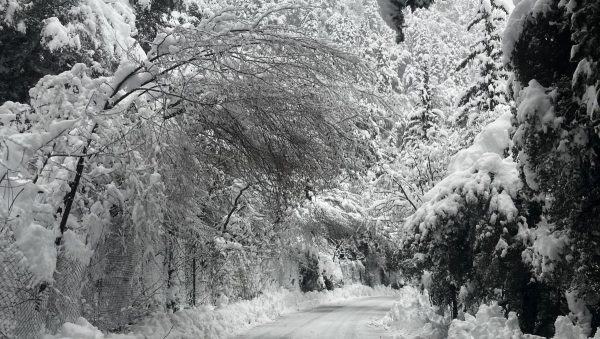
[506,0,600,335]
[385,0,600,335]
[377,0,436,42]
[398,113,529,320]
[455,0,510,133]
[0,6,378,336]
[0,0,141,102]
[404,66,445,143]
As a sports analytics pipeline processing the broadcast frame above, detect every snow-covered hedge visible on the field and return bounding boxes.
[44,284,399,339]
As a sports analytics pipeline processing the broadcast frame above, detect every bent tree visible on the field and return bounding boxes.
[0,6,376,335]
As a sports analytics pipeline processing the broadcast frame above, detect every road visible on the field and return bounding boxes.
[234,296,396,339]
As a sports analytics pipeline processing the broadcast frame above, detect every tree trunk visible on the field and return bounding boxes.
[191,256,196,306]
[450,284,458,319]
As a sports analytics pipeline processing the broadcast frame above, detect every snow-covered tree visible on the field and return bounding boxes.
[399,112,529,319]
[505,0,600,335]
[0,4,380,336]
[455,0,511,132]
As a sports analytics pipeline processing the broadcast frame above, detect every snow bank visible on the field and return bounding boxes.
[373,286,448,339]
[448,302,529,339]
[448,302,600,339]
[376,291,600,339]
[44,284,399,339]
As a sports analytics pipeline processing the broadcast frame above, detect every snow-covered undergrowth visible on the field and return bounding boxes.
[44,284,398,339]
[449,302,600,339]
[376,287,600,339]
[372,286,448,339]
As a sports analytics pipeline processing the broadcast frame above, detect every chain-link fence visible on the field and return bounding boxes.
[0,227,48,339]
[1,216,303,338]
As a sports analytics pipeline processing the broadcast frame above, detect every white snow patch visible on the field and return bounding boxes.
[448,108,512,174]
[62,230,93,265]
[41,17,81,52]
[520,218,569,277]
[15,223,57,286]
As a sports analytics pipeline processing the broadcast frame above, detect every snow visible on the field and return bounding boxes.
[41,17,81,52]
[553,316,600,339]
[511,80,561,190]
[373,286,448,339]
[447,108,512,173]
[566,291,593,337]
[503,0,556,64]
[582,85,599,118]
[148,31,181,58]
[448,302,527,339]
[407,152,521,238]
[496,0,515,12]
[531,0,554,16]
[377,291,600,339]
[240,296,397,338]
[451,302,600,339]
[44,284,399,339]
[14,223,57,286]
[489,190,518,222]
[520,217,569,277]
[38,0,142,58]
[0,0,22,26]
[319,252,344,283]
[62,229,93,265]
[515,80,559,132]
[45,318,136,339]
[502,0,534,64]
[71,0,141,58]
[573,58,600,118]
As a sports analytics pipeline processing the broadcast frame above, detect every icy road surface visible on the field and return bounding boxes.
[235,296,396,339]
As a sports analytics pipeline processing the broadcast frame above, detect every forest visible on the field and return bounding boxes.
[0,0,598,338]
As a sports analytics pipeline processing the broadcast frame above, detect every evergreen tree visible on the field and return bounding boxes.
[377,0,436,42]
[507,0,600,335]
[455,0,510,130]
[405,66,444,144]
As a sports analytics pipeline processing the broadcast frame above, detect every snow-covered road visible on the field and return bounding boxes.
[234,296,396,339]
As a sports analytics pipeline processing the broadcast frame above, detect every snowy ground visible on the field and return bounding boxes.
[44,284,399,339]
[235,296,397,339]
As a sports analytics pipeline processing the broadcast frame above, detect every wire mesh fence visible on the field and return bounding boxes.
[0,218,303,338]
[0,228,48,339]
